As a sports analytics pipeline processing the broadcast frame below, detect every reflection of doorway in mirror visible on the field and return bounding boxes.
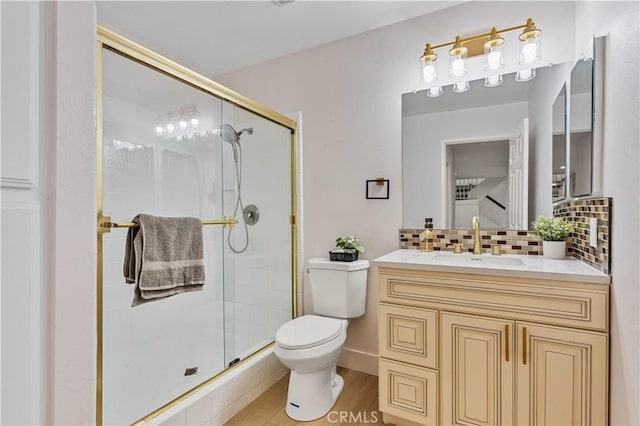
[444,138,509,230]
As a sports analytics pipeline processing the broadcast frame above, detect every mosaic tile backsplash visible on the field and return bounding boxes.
[553,197,611,274]
[399,197,612,274]
[399,229,542,255]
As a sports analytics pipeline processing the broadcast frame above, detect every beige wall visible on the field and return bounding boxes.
[217,1,575,371]
[50,2,97,424]
[218,2,639,424]
[574,2,640,424]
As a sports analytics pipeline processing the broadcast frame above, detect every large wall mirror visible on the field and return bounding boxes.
[552,84,567,202]
[402,66,561,230]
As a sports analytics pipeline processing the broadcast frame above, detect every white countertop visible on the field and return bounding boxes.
[372,249,611,284]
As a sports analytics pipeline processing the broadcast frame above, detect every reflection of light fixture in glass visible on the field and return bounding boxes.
[449,36,468,78]
[484,74,503,87]
[420,44,438,83]
[453,80,470,93]
[426,86,443,97]
[519,18,542,65]
[484,28,504,71]
[515,68,536,82]
[154,106,200,137]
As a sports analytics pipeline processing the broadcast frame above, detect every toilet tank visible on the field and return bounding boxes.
[308,258,369,318]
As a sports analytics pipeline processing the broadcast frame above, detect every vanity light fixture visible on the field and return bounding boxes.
[419,17,542,93]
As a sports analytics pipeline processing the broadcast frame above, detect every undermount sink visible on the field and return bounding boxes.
[432,253,526,267]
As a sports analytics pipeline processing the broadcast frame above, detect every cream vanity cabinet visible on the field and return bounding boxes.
[377,267,609,426]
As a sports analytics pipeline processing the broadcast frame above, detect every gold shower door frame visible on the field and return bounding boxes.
[96,25,298,425]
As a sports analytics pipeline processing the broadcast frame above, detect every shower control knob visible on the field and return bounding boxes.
[243,205,260,226]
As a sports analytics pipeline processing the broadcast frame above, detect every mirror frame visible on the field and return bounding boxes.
[560,35,605,202]
[569,38,595,198]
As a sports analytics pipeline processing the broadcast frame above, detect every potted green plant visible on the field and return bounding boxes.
[530,215,574,259]
[330,235,365,262]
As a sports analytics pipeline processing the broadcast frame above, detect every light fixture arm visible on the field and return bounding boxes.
[422,18,536,55]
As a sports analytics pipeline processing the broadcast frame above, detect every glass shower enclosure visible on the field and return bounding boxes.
[97,30,295,425]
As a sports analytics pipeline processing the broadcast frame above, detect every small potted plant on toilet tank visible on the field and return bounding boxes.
[531,215,574,259]
[329,235,365,262]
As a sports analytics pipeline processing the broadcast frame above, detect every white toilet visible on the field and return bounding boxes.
[274,258,369,421]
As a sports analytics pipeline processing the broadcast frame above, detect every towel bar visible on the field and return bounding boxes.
[99,216,237,233]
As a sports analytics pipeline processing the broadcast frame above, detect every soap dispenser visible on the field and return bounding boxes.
[420,218,434,252]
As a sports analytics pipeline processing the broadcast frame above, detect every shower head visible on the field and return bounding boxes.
[218,124,254,144]
[219,123,239,145]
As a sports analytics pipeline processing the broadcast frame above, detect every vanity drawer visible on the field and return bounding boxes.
[379,269,609,331]
[379,359,438,425]
[379,303,438,369]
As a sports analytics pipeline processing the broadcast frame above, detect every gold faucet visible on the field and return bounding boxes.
[471,216,482,255]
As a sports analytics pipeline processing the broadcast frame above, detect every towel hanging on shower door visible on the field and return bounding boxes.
[123,214,205,307]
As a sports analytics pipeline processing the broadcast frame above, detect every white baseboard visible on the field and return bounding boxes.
[338,348,378,376]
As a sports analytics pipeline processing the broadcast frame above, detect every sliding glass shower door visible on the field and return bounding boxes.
[221,102,293,364]
[99,44,294,425]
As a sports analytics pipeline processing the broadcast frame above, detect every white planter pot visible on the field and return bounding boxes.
[542,241,567,259]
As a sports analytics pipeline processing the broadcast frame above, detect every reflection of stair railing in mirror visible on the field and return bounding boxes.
[454,177,506,229]
[552,173,566,199]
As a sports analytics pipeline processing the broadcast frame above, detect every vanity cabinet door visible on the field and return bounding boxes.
[515,322,608,426]
[379,303,438,369]
[442,312,515,426]
[379,358,439,425]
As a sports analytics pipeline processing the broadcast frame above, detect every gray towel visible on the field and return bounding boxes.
[123,214,205,307]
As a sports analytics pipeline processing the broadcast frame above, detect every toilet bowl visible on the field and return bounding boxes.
[275,315,348,421]
[274,258,369,421]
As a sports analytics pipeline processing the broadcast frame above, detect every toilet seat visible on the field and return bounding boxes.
[276,315,344,350]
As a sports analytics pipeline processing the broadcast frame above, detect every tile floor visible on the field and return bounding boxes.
[226,367,384,425]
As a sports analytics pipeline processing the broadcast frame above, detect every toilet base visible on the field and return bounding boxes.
[285,366,344,421]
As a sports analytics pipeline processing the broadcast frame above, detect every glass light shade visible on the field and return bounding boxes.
[519,35,542,65]
[484,44,504,71]
[178,119,188,130]
[190,117,199,127]
[165,123,175,133]
[420,44,438,84]
[421,61,438,83]
[484,74,503,87]
[426,86,443,98]
[452,80,470,93]
[515,68,536,82]
[155,125,164,136]
[449,39,468,78]
[449,54,468,78]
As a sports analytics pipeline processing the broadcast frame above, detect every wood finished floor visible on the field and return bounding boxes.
[226,367,385,426]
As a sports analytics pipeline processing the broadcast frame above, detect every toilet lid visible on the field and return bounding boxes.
[276,315,344,350]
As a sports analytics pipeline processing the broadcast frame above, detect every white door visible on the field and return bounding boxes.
[508,118,529,229]
[0,2,44,424]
